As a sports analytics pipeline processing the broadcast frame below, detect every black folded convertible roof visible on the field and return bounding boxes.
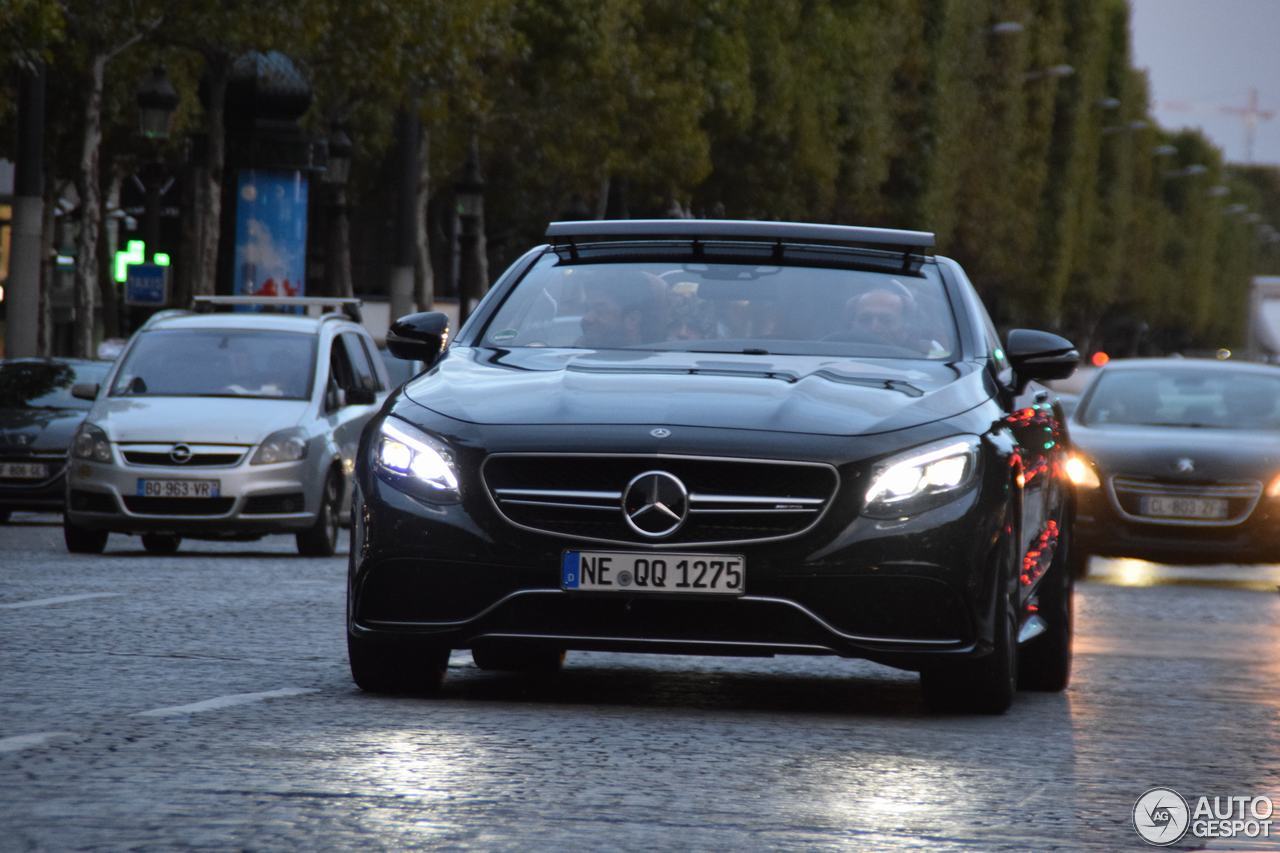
[545,219,935,256]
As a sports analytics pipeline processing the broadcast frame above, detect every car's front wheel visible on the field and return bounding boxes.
[472,643,566,673]
[347,633,450,694]
[64,519,108,554]
[920,537,1018,714]
[141,533,182,555]
[297,472,341,557]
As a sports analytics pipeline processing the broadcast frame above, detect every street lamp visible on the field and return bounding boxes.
[1023,64,1074,83]
[324,124,352,186]
[1152,144,1178,158]
[136,66,179,141]
[1163,163,1208,179]
[454,142,485,326]
[1096,96,1122,110]
[990,21,1024,35]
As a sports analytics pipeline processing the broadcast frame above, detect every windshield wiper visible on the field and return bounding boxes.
[1134,421,1217,429]
[691,348,771,356]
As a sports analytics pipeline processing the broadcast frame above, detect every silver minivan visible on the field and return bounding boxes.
[64,297,389,556]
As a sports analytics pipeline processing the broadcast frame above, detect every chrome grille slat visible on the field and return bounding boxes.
[482,452,839,548]
[120,443,248,468]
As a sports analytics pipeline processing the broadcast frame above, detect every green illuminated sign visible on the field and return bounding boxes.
[113,241,171,282]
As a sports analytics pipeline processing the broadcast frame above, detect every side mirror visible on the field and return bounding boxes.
[71,383,100,401]
[387,311,449,366]
[1005,329,1078,388]
[346,386,376,406]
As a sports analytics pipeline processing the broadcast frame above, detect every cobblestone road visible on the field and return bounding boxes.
[2,514,1278,850]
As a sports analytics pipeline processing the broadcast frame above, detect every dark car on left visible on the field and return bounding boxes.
[0,358,112,521]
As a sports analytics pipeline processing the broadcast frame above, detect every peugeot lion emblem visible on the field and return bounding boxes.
[170,443,194,464]
[1175,458,1195,474]
[622,470,688,538]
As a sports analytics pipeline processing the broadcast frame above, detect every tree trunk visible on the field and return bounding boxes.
[97,166,123,341]
[193,55,229,297]
[333,187,353,299]
[413,126,433,309]
[37,181,56,356]
[73,54,107,358]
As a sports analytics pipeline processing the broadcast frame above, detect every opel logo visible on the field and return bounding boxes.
[650,428,671,439]
[1175,458,1195,474]
[170,443,193,464]
[622,470,688,538]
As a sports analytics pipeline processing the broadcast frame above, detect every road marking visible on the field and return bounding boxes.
[0,593,123,610]
[135,687,318,717]
[0,732,75,753]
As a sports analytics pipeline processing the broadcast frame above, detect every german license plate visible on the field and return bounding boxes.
[562,551,745,595]
[136,479,220,498]
[1140,495,1228,519]
[0,462,48,479]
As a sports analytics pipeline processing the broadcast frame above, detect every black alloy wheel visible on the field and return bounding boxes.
[920,534,1018,714]
[64,519,108,554]
[141,533,182,555]
[297,472,341,557]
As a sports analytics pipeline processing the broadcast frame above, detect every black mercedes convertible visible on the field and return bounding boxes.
[349,220,1079,713]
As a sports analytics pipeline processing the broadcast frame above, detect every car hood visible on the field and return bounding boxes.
[0,407,88,452]
[1071,422,1280,482]
[404,348,991,437]
[91,397,309,444]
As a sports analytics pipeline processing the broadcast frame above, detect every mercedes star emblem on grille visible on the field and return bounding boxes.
[622,470,689,538]
[1175,458,1195,474]
[650,428,671,438]
[170,444,193,464]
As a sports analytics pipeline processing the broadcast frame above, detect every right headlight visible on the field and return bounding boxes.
[375,418,461,502]
[863,436,981,518]
[1064,453,1101,489]
[72,423,112,463]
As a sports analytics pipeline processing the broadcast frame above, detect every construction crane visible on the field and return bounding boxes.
[1162,87,1275,163]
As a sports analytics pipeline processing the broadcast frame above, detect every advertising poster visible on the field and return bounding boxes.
[233,170,308,298]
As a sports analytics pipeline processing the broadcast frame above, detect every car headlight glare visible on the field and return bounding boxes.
[73,423,112,463]
[376,418,460,500]
[863,437,980,518]
[1064,453,1101,489]
[251,428,309,465]
[1266,473,1280,498]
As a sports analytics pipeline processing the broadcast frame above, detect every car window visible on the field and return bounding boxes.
[341,332,382,392]
[482,256,958,360]
[1080,367,1280,429]
[328,336,356,393]
[0,360,110,409]
[110,331,316,399]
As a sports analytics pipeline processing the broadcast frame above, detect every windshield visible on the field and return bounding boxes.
[0,360,110,410]
[110,330,316,400]
[482,257,958,360]
[1079,366,1280,429]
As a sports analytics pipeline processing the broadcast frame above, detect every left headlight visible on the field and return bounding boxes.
[251,427,309,465]
[863,436,981,518]
[375,418,460,502]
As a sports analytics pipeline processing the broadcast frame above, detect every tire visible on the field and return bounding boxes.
[472,643,566,673]
[141,533,182,555]
[1068,545,1091,580]
[921,536,1018,715]
[64,519,108,554]
[297,471,341,557]
[347,632,450,694]
[1018,529,1074,692]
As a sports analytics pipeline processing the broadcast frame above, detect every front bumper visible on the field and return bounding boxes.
[65,456,318,535]
[1075,486,1280,564]
[348,458,1012,671]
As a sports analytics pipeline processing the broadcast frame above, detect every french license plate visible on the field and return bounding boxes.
[136,479,220,498]
[1140,495,1228,519]
[0,463,48,479]
[562,550,745,595]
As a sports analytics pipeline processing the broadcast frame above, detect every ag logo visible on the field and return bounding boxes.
[1133,787,1190,846]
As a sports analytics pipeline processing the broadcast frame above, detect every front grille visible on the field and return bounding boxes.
[70,489,116,513]
[121,445,246,467]
[482,453,839,547]
[1108,475,1262,527]
[243,492,306,514]
[123,496,234,516]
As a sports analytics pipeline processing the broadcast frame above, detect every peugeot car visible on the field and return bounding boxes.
[64,297,388,556]
[0,358,112,521]
[349,220,1079,713]
[1068,358,1280,572]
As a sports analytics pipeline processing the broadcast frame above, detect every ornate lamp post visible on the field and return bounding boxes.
[454,143,485,327]
[136,65,179,141]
